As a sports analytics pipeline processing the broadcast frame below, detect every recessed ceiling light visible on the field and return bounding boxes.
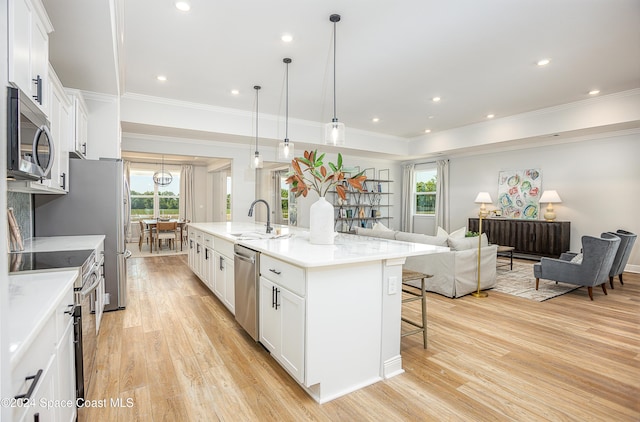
[589,89,600,95]
[157,75,167,82]
[432,97,441,102]
[231,89,239,95]
[372,117,379,123]
[424,129,431,133]
[537,58,551,66]
[487,114,495,119]
[175,1,191,12]
[428,115,434,119]
[281,34,293,43]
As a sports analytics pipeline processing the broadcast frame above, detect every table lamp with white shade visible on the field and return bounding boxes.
[539,190,562,221]
[473,192,493,298]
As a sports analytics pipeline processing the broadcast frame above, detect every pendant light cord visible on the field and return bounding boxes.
[332,20,337,120]
[285,61,289,140]
[254,85,260,153]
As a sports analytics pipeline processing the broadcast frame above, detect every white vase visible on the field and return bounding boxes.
[309,196,335,245]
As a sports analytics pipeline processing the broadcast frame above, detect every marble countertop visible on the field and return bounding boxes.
[16,235,105,253]
[8,270,79,365]
[188,222,449,268]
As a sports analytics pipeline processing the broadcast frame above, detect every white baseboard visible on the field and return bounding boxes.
[383,355,404,379]
[625,264,640,274]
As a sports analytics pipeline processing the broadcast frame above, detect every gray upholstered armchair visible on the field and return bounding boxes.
[533,235,620,300]
[603,230,637,289]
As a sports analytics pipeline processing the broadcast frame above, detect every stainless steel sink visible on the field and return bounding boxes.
[230,232,293,240]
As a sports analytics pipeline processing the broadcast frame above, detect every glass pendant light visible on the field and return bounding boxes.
[278,58,295,160]
[153,155,173,186]
[251,85,263,169]
[323,14,345,146]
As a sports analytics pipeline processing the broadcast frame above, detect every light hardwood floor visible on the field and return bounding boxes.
[83,256,640,421]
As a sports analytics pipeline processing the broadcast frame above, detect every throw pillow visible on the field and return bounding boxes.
[570,253,583,264]
[448,233,489,251]
[395,231,448,247]
[355,227,397,240]
[448,227,467,239]
[436,226,448,238]
[372,222,392,231]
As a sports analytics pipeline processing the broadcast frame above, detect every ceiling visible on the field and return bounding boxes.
[43,0,640,154]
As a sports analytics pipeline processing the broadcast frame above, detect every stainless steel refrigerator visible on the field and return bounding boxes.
[34,158,131,311]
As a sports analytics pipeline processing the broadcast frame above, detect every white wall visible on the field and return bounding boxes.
[447,132,640,268]
[84,91,120,159]
[123,134,261,225]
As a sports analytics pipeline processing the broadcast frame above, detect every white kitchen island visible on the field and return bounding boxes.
[187,222,448,403]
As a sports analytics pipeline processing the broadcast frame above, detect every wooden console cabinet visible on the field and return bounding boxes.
[469,218,570,259]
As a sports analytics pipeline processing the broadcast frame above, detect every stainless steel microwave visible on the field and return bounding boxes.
[7,86,55,181]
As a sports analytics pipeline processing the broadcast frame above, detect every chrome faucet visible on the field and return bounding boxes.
[248,199,273,234]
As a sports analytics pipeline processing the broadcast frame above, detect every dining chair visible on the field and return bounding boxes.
[138,220,151,251]
[179,220,190,249]
[155,221,179,252]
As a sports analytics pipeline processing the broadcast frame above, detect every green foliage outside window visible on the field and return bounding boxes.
[416,176,437,215]
[281,188,289,219]
[131,190,179,219]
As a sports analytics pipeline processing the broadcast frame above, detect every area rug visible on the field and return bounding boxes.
[493,260,579,302]
[126,242,188,258]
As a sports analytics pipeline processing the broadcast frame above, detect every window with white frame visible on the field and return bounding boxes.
[129,167,180,221]
[415,167,437,215]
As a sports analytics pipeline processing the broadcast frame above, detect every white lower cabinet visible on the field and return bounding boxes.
[259,274,305,384]
[19,355,56,422]
[203,246,214,290]
[187,230,235,314]
[11,283,76,422]
[55,322,77,422]
[213,251,235,313]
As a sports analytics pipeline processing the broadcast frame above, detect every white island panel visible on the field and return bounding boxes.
[187,221,448,403]
[305,262,384,402]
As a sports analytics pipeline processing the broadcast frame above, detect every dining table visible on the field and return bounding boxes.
[142,219,187,252]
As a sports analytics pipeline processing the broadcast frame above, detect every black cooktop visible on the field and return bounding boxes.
[9,249,94,273]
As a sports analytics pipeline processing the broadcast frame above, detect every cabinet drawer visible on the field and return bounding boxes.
[11,315,56,404]
[54,287,75,340]
[260,255,305,297]
[203,233,214,248]
[215,236,234,258]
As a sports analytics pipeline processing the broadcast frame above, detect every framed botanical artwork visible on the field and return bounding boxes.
[497,169,541,219]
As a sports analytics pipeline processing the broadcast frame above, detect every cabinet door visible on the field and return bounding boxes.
[212,251,224,300]
[76,102,88,157]
[19,356,56,422]
[202,246,215,291]
[224,259,235,313]
[30,12,48,107]
[8,0,32,97]
[57,103,71,192]
[188,237,195,270]
[56,322,77,422]
[279,288,305,383]
[259,277,279,354]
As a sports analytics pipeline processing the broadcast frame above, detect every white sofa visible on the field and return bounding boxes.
[355,227,498,298]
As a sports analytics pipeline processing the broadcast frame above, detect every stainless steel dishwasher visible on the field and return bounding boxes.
[234,244,260,341]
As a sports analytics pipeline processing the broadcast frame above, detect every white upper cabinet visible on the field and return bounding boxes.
[65,88,89,159]
[48,65,71,193]
[8,0,53,114]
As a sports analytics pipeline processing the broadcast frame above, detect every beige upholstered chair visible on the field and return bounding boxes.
[138,220,151,251]
[155,221,179,252]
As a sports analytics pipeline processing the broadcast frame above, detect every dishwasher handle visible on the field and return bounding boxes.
[234,252,255,264]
